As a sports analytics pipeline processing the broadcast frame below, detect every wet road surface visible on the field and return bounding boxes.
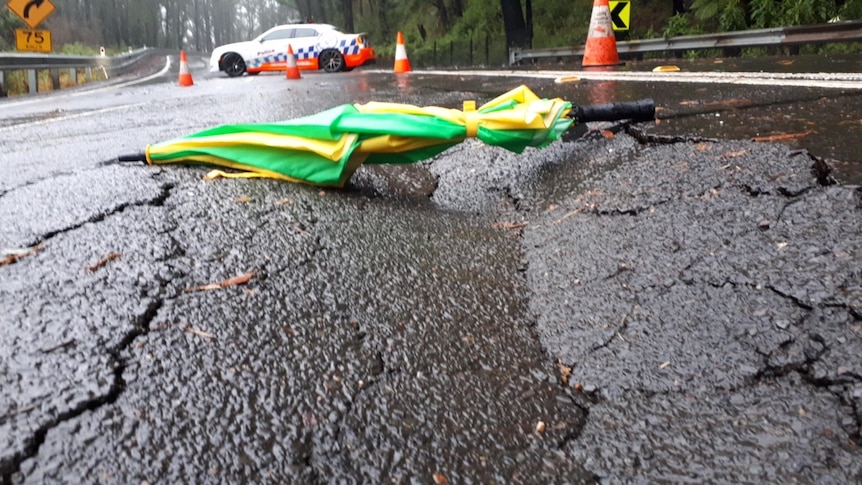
[1,58,860,483]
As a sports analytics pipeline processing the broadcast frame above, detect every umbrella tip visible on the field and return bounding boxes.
[99,153,146,167]
[116,153,147,163]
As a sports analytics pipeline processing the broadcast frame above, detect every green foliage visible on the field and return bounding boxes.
[691,0,842,30]
[691,0,722,21]
[718,0,747,30]
[663,13,703,38]
[749,0,778,28]
[530,0,592,48]
[1,9,25,51]
[816,41,862,53]
[451,1,503,38]
[57,43,100,56]
[840,0,862,19]
[741,47,769,56]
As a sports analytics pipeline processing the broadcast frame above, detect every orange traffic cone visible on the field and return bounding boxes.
[394,31,411,73]
[286,45,301,80]
[178,50,194,86]
[582,0,620,67]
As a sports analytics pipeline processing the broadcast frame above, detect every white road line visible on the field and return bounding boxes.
[0,102,149,133]
[0,56,172,109]
[411,69,862,90]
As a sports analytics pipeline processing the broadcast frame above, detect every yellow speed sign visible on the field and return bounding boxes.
[15,28,52,53]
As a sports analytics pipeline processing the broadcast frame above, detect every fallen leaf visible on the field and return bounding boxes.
[702,98,751,108]
[752,132,810,143]
[85,252,121,272]
[777,59,795,66]
[535,421,546,434]
[558,362,572,385]
[1,242,45,267]
[601,130,615,139]
[722,149,748,159]
[432,472,448,484]
[275,198,294,205]
[236,195,252,203]
[695,144,710,151]
[203,170,222,181]
[494,221,528,230]
[185,271,257,293]
[318,191,326,196]
[552,209,583,225]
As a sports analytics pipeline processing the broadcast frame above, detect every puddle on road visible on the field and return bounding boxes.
[542,72,862,185]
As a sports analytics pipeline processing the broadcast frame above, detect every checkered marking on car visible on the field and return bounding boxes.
[247,52,287,68]
[246,38,361,68]
[339,39,361,55]
[294,45,317,60]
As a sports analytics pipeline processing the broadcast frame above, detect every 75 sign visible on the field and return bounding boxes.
[15,28,52,53]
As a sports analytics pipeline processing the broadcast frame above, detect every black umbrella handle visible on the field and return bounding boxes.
[98,152,147,166]
[570,99,655,123]
[117,152,147,162]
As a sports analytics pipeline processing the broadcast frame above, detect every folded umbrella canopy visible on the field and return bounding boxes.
[120,85,654,187]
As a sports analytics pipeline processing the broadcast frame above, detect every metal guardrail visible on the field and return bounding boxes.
[0,47,152,96]
[509,20,862,65]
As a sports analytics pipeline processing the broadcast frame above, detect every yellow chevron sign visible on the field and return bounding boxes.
[7,0,56,29]
[609,0,630,31]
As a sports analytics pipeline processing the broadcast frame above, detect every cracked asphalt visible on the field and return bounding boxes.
[1,66,860,483]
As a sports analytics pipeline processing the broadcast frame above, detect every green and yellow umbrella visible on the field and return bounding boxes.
[120,85,654,187]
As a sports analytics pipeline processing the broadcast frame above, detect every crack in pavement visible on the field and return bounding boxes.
[1,299,164,482]
[527,132,862,480]
[16,181,176,249]
[1,179,177,481]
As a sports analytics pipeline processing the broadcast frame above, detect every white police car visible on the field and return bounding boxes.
[210,23,376,77]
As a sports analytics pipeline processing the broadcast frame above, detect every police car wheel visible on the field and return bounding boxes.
[222,53,246,77]
[319,49,345,73]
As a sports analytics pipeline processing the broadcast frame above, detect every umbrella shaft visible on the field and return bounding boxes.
[572,99,655,123]
[118,153,147,162]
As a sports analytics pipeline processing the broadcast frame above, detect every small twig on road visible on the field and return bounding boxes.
[752,132,810,143]
[40,339,77,354]
[1,242,45,267]
[184,270,257,293]
[85,252,121,272]
[1,403,38,420]
[184,327,215,339]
